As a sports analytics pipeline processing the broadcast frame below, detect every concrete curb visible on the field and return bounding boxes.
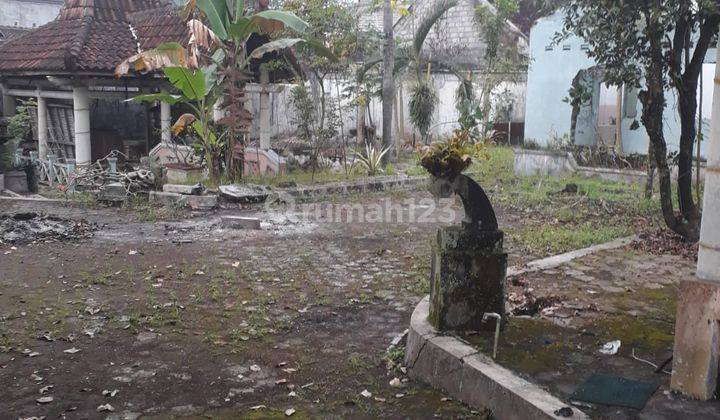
[507,235,636,278]
[218,175,429,204]
[405,297,589,420]
[0,195,64,203]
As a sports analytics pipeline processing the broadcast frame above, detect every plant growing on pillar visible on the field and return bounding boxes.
[419,129,486,179]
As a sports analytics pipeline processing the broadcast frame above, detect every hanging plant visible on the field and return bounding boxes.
[409,81,438,145]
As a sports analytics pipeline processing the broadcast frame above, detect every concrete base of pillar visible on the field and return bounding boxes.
[671,278,720,400]
[428,227,507,332]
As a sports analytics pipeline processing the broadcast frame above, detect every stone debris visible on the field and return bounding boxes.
[1,213,95,245]
[221,215,262,230]
[163,183,205,195]
[599,340,621,355]
[219,184,272,204]
[97,403,115,412]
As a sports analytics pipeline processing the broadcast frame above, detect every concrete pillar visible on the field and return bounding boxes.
[73,86,91,165]
[160,100,172,143]
[2,86,15,117]
[259,68,271,151]
[671,45,720,400]
[37,94,49,159]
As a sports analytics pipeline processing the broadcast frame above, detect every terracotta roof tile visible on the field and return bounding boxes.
[0,0,186,73]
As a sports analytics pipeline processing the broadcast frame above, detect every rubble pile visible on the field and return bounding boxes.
[0,212,96,244]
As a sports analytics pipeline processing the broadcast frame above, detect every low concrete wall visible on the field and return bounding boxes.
[406,297,588,419]
[514,148,709,185]
[575,166,647,184]
[513,148,578,177]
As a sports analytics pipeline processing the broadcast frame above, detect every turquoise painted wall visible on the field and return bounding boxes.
[524,11,712,159]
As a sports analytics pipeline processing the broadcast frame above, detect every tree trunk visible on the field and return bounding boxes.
[381,0,395,163]
[639,70,698,240]
[644,139,655,199]
[357,102,365,146]
[676,77,701,239]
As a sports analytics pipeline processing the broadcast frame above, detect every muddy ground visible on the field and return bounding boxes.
[1,192,511,419]
[469,248,718,419]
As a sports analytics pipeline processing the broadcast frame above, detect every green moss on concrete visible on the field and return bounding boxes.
[465,317,572,374]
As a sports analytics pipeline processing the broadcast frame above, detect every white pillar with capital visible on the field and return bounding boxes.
[73,86,91,165]
[37,94,49,159]
[160,100,172,144]
[671,45,720,400]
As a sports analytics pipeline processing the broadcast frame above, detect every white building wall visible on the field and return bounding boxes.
[0,0,62,28]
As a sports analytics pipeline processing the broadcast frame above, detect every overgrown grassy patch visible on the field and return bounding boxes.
[512,223,632,254]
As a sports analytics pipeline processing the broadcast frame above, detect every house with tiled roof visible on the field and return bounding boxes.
[0,0,191,165]
[0,0,299,167]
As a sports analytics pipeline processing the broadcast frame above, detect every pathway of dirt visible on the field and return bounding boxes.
[1,194,499,419]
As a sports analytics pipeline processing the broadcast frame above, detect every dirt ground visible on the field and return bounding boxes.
[1,192,509,419]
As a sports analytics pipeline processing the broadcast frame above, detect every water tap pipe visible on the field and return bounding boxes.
[482,312,501,359]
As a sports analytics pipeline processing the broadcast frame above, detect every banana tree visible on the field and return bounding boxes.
[116,0,332,179]
[131,66,227,180]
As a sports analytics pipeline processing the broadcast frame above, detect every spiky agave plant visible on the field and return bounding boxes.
[354,143,390,176]
[409,81,438,145]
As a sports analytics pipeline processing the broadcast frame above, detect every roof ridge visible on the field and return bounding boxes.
[64,15,94,70]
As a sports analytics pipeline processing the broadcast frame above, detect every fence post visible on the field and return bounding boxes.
[47,153,56,187]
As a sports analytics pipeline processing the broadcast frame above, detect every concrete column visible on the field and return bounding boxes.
[259,68,271,150]
[36,94,49,159]
[73,86,91,165]
[671,45,720,400]
[2,86,15,117]
[160,100,172,143]
[697,80,720,281]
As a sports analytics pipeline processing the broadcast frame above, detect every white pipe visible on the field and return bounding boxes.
[697,45,720,282]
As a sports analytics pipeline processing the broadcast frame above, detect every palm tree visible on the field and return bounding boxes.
[381,0,395,160]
